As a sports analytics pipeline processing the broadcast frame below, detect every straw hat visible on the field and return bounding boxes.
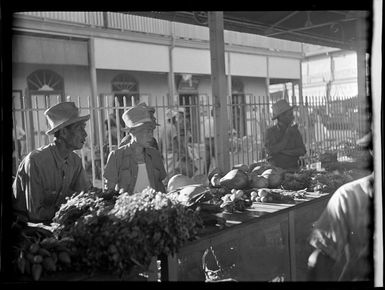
[45,102,90,135]
[121,105,153,131]
[271,99,296,120]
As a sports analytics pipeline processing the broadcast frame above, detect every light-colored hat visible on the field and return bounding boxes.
[121,105,153,131]
[45,102,90,135]
[272,99,296,120]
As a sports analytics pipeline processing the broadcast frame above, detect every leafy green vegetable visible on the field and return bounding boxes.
[53,187,203,276]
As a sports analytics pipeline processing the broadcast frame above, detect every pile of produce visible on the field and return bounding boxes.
[309,171,355,193]
[52,187,204,276]
[53,187,117,231]
[209,162,285,191]
[10,220,76,281]
[249,188,307,203]
[208,161,357,198]
[168,184,226,228]
[12,186,204,280]
[219,189,252,213]
[281,169,315,191]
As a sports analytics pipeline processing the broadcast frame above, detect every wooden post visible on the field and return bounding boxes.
[291,82,296,106]
[355,17,368,137]
[88,38,98,146]
[165,254,178,281]
[288,211,296,281]
[265,56,270,101]
[208,11,230,173]
[168,23,176,105]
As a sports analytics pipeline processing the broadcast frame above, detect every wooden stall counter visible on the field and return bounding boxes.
[163,192,331,281]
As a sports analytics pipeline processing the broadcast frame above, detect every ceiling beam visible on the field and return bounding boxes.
[124,11,366,50]
[266,11,300,31]
[266,17,359,37]
[222,16,348,46]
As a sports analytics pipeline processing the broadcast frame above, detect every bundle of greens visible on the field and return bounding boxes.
[52,187,117,231]
[53,187,203,276]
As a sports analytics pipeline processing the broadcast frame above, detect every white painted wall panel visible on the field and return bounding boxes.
[269,57,300,79]
[12,35,88,65]
[229,53,267,77]
[94,38,169,72]
[173,47,211,74]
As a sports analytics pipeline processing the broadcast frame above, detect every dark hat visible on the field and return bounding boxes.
[272,99,296,120]
[44,102,90,135]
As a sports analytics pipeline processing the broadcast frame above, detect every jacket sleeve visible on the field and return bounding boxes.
[264,127,276,154]
[295,128,307,155]
[103,150,119,190]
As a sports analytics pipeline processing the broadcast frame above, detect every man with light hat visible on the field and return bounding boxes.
[118,102,160,150]
[12,102,92,224]
[307,131,374,281]
[104,104,167,194]
[264,99,306,170]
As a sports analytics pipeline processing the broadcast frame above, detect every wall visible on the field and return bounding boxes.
[94,38,170,72]
[302,51,358,98]
[228,53,267,77]
[12,35,88,65]
[268,57,301,79]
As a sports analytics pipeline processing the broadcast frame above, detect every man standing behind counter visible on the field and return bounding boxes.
[264,99,306,170]
[12,102,92,224]
[104,104,166,194]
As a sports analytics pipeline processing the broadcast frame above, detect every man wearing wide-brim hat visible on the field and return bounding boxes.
[307,131,374,281]
[12,102,92,224]
[117,102,160,150]
[264,99,306,170]
[104,104,167,194]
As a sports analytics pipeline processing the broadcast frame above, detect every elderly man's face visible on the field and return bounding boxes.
[62,121,88,150]
[131,123,154,148]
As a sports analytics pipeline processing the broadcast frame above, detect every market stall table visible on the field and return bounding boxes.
[162,192,331,281]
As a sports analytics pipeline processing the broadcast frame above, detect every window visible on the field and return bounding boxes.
[231,78,246,137]
[26,69,65,149]
[27,69,64,93]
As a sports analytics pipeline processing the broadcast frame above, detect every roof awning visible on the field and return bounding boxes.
[124,10,372,52]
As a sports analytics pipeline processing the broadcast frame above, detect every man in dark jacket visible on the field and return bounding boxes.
[264,99,306,170]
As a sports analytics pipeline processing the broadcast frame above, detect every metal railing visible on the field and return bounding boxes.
[12,95,363,186]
